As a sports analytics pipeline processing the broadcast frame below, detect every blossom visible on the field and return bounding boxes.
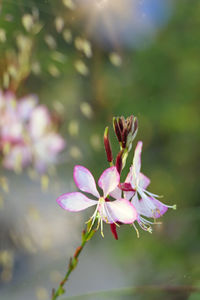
[0,90,66,173]
[29,106,66,173]
[124,141,176,232]
[57,165,137,236]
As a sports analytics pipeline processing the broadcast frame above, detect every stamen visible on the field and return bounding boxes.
[140,216,156,225]
[153,217,162,225]
[132,222,140,238]
[145,190,163,198]
[138,220,152,234]
[95,214,101,231]
[100,219,104,238]
[85,203,100,231]
[165,204,176,210]
[104,204,120,227]
[153,208,161,218]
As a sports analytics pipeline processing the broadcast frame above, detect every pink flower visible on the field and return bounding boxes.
[32,133,66,173]
[29,106,51,140]
[57,165,137,236]
[0,91,66,173]
[2,144,32,171]
[29,106,66,173]
[17,94,38,121]
[124,141,176,233]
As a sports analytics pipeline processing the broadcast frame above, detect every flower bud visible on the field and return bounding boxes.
[110,223,118,240]
[104,127,113,163]
[116,150,123,174]
[113,117,122,143]
[113,115,138,151]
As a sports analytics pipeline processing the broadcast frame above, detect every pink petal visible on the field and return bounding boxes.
[29,106,51,139]
[125,166,137,188]
[73,165,100,198]
[46,133,66,153]
[125,169,132,183]
[139,173,150,189]
[133,141,143,176]
[56,192,97,212]
[131,193,145,214]
[98,166,120,197]
[18,95,38,120]
[150,198,168,218]
[132,193,168,218]
[124,190,135,201]
[104,199,137,224]
[3,145,32,170]
[109,186,122,200]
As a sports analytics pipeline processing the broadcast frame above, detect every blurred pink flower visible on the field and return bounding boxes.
[57,165,137,236]
[0,90,66,173]
[2,144,32,171]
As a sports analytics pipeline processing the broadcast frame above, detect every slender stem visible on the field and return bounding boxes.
[51,224,96,300]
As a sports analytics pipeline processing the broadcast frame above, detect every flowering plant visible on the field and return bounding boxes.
[0,90,65,174]
[52,115,176,299]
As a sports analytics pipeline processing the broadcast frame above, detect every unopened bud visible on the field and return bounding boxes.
[126,116,138,151]
[104,127,113,163]
[121,128,128,149]
[118,116,125,132]
[110,223,118,240]
[113,117,122,143]
[113,115,138,151]
[116,150,123,174]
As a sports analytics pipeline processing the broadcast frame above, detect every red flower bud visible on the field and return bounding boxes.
[113,117,122,142]
[116,150,123,174]
[104,127,113,163]
[110,223,118,240]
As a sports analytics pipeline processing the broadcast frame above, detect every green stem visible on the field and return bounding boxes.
[51,224,96,300]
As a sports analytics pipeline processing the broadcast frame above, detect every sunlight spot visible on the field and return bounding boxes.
[22,14,34,32]
[80,102,93,118]
[109,52,122,67]
[55,17,64,33]
[74,60,89,76]
[69,146,82,159]
[36,287,48,300]
[62,0,76,10]
[68,120,79,136]
[48,64,60,77]
[45,34,57,49]
[0,28,6,42]
[62,29,72,43]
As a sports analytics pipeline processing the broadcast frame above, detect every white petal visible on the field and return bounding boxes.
[139,173,150,189]
[133,141,143,176]
[131,193,151,216]
[56,192,97,212]
[29,106,51,139]
[98,166,120,197]
[109,186,122,200]
[18,95,38,120]
[104,199,137,224]
[132,191,167,218]
[124,190,135,201]
[73,165,100,198]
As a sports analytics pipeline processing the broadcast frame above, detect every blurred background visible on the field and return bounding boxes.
[0,0,200,299]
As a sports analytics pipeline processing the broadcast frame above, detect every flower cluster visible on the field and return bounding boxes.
[57,115,175,239]
[0,90,66,173]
